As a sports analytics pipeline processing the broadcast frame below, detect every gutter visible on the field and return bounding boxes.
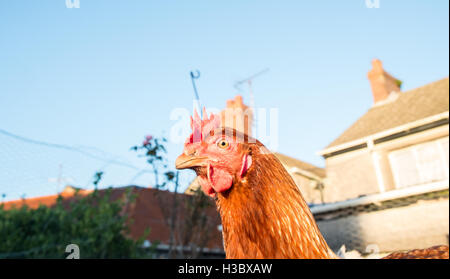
[310,179,449,214]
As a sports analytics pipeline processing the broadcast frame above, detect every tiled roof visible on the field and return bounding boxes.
[1,186,223,250]
[273,152,326,178]
[326,77,449,149]
[1,187,92,210]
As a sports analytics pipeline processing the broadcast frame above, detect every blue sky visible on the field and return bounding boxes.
[0,1,448,201]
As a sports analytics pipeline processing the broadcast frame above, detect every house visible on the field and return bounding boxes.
[319,60,449,202]
[2,185,225,259]
[315,59,449,254]
[186,95,327,204]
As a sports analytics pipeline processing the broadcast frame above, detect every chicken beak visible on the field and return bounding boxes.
[175,153,209,170]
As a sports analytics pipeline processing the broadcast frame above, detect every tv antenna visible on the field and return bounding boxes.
[234,68,269,111]
[48,164,74,193]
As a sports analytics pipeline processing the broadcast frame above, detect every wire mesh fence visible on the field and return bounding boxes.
[0,128,189,202]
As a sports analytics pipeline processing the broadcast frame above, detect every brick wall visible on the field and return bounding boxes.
[316,198,449,253]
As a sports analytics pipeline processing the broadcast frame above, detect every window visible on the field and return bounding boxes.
[389,137,449,188]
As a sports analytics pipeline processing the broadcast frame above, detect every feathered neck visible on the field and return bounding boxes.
[216,145,335,259]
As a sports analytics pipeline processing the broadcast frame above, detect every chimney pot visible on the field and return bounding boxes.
[368,59,401,104]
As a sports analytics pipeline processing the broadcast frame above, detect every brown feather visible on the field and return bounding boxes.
[382,245,449,259]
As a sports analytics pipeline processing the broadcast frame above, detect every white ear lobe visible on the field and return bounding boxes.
[239,154,252,178]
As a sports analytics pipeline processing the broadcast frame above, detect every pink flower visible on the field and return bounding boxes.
[143,139,149,146]
[146,135,153,141]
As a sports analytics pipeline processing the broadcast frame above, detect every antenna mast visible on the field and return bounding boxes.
[190,70,202,118]
[234,68,269,131]
[234,68,269,110]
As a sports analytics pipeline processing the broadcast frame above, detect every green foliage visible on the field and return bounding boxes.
[0,188,149,259]
[131,135,176,190]
[132,135,217,258]
[92,171,104,189]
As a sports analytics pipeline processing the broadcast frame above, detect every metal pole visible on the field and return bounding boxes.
[190,70,202,118]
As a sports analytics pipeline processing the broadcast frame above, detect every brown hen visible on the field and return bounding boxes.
[175,110,449,259]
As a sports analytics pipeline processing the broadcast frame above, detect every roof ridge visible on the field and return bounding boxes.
[0,185,153,205]
[402,77,449,94]
[274,152,324,169]
[369,76,449,110]
[323,76,449,151]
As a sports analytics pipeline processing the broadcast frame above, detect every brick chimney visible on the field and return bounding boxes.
[220,95,253,136]
[367,59,401,104]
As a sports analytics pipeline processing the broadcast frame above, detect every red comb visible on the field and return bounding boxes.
[189,108,221,143]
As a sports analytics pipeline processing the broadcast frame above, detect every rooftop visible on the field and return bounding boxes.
[326,77,449,150]
[274,152,326,179]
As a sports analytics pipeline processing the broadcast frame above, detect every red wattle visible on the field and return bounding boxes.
[197,176,216,197]
[208,165,233,194]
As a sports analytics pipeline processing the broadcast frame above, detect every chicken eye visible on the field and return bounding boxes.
[217,139,229,149]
